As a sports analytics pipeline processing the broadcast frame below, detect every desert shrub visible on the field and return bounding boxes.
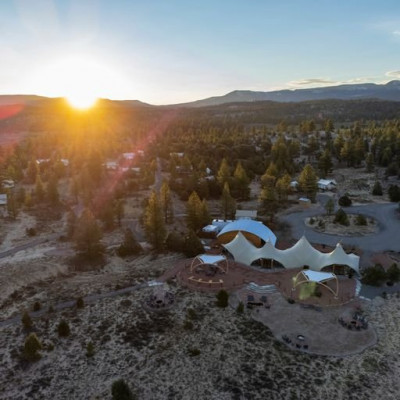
[76,297,84,309]
[236,301,244,314]
[216,289,229,308]
[21,311,33,330]
[111,379,136,400]
[309,217,315,225]
[361,264,387,286]
[334,208,349,226]
[33,301,41,312]
[186,308,197,320]
[388,185,400,202]
[48,305,55,313]
[355,214,367,226]
[372,181,383,196]
[318,219,325,229]
[26,227,37,236]
[338,195,352,207]
[57,320,70,337]
[23,333,42,361]
[183,319,193,330]
[188,347,201,357]
[46,342,54,351]
[86,341,95,357]
[387,263,400,283]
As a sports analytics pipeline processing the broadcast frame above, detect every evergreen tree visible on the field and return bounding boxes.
[233,161,250,200]
[111,379,136,400]
[217,158,230,188]
[23,333,42,361]
[7,190,18,219]
[66,211,77,239]
[325,198,335,215]
[74,209,104,258]
[220,182,236,220]
[372,181,383,196]
[318,149,333,178]
[298,164,318,202]
[34,174,45,203]
[26,159,38,184]
[46,175,59,205]
[199,199,211,227]
[21,311,33,330]
[143,191,166,250]
[117,229,142,257]
[186,191,202,231]
[160,181,174,224]
[275,173,291,202]
[114,199,125,226]
[366,153,375,172]
[183,230,204,257]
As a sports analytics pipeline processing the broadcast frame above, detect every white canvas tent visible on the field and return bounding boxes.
[190,254,228,273]
[223,232,359,274]
[293,270,339,298]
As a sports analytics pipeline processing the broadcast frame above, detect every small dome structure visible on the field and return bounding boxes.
[217,220,277,247]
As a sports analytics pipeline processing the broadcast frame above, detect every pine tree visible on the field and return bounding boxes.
[117,229,142,257]
[325,198,335,215]
[275,173,291,202]
[318,149,333,178]
[66,211,77,239]
[74,209,104,258]
[233,161,250,200]
[220,182,236,220]
[298,164,318,202]
[7,190,18,219]
[26,159,38,184]
[160,181,174,224]
[111,379,136,400]
[199,199,211,227]
[186,191,202,231]
[366,153,374,172]
[143,191,166,250]
[46,175,59,205]
[35,175,45,203]
[114,199,125,226]
[217,158,230,188]
[23,333,42,361]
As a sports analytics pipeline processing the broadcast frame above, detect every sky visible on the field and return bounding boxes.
[1,0,400,104]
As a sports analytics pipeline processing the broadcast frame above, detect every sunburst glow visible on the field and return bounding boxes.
[32,55,115,109]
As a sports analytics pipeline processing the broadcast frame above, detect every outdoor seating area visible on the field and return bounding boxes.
[339,310,368,330]
[144,286,175,311]
[282,334,309,351]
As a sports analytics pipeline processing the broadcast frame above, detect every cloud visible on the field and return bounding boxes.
[386,70,400,78]
[393,30,400,36]
[287,78,338,88]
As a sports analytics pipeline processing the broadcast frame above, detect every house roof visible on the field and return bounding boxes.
[235,210,257,219]
[218,220,277,246]
[318,179,337,186]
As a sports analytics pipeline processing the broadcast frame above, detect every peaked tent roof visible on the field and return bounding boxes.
[223,233,359,273]
[218,220,277,245]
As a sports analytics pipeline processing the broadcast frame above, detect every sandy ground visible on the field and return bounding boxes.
[1,273,400,399]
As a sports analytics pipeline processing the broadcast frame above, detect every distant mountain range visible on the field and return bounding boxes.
[178,80,400,107]
[1,81,400,108]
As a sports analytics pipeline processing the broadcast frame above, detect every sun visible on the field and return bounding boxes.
[66,93,98,110]
[33,55,112,109]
